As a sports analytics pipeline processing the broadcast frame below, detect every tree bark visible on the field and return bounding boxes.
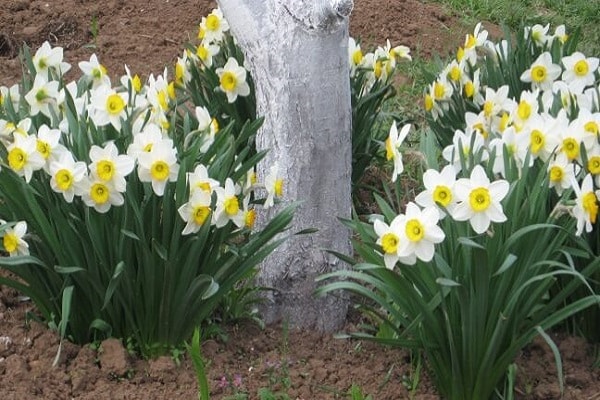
[218,0,353,331]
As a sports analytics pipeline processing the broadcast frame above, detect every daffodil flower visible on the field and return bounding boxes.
[216,58,250,103]
[49,151,87,203]
[81,178,124,214]
[187,164,219,196]
[415,165,457,218]
[89,85,129,131]
[79,54,110,88]
[6,134,45,182]
[2,221,29,257]
[199,8,229,44]
[547,154,580,196]
[572,174,599,236]
[213,178,244,228]
[24,74,60,118]
[561,52,599,94]
[452,165,509,234]
[264,163,284,209]
[520,52,562,92]
[32,41,71,76]
[178,190,213,235]
[137,141,179,196]
[396,202,445,263]
[88,142,135,192]
[374,216,412,269]
[127,124,167,160]
[386,122,411,182]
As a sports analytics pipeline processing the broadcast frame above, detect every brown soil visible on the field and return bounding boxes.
[1,1,599,399]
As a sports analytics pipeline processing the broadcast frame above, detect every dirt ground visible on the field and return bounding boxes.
[1,0,600,399]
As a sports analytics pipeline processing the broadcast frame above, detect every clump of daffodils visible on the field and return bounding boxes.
[406,22,600,244]
[0,35,280,255]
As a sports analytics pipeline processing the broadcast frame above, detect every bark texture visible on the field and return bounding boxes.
[218,0,353,331]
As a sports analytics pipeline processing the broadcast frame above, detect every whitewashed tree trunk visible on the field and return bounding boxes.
[217,0,353,331]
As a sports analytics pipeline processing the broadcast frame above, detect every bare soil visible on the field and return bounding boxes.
[1,1,599,399]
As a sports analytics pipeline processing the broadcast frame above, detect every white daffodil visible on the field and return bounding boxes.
[479,85,513,121]
[587,150,600,188]
[178,189,213,235]
[415,165,458,218]
[242,195,257,230]
[127,123,167,160]
[348,37,364,77]
[146,72,171,114]
[216,58,250,103]
[442,59,467,86]
[374,216,413,269]
[88,142,135,192]
[120,65,143,96]
[461,22,488,66]
[6,134,45,182]
[548,154,580,196]
[78,54,111,88]
[24,74,59,118]
[452,165,509,234]
[465,111,491,141]
[525,23,551,47]
[187,164,220,196]
[49,151,87,203]
[520,52,562,92]
[526,113,561,162]
[89,85,128,131]
[0,83,21,110]
[442,128,488,173]
[81,178,124,214]
[511,89,540,131]
[35,124,66,170]
[552,25,569,45]
[32,41,71,76]
[556,117,584,163]
[396,202,445,263]
[462,69,484,104]
[195,42,220,68]
[572,174,598,236]
[213,178,244,228]
[264,163,284,209]
[0,118,31,143]
[489,126,531,177]
[2,221,29,256]
[198,8,229,44]
[137,140,179,196]
[561,52,599,94]
[572,108,600,152]
[386,122,411,182]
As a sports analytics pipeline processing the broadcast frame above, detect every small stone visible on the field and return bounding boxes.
[99,338,130,377]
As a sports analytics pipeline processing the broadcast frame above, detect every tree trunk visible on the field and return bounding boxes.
[217,0,353,331]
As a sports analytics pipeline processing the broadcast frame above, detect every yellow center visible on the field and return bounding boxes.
[224,196,239,216]
[456,47,465,62]
[220,71,237,92]
[250,172,257,185]
[205,14,220,31]
[8,148,27,171]
[157,91,169,111]
[143,143,153,152]
[197,27,205,40]
[424,94,434,112]
[150,161,170,181]
[106,94,125,115]
[449,66,461,82]
[132,75,142,93]
[274,178,284,197]
[37,57,47,70]
[245,209,256,229]
[193,206,211,225]
[92,64,107,79]
[588,156,600,175]
[433,185,453,207]
[469,187,491,212]
[582,192,598,224]
[167,82,176,100]
[381,233,399,254]
[3,233,18,253]
[36,140,51,159]
[473,122,487,139]
[96,160,115,181]
[498,112,510,133]
[55,169,73,191]
[352,49,363,66]
[197,45,209,61]
[35,89,48,103]
[374,61,383,79]
[405,219,425,242]
[433,81,446,100]
[531,65,547,83]
[465,34,476,49]
[483,101,493,118]
[464,81,475,98]
[91,183,110,204]
[530,130,544,154]
[562,138,579,160]
[549,166,564,182]
[584,121,598,136]
[517,100,532,120]
[197,182,212,193]
[385,136,395,160]
[574,59,589,77]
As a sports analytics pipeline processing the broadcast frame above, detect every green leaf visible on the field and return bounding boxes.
[102,261,126,310]
[436,278,461,287]
[54,266,85,274]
